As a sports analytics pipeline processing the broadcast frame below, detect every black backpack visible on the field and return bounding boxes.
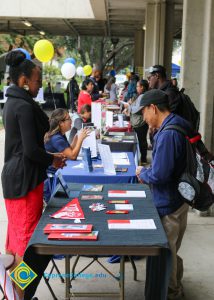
[164,125,214,211]
[167,87,200,131]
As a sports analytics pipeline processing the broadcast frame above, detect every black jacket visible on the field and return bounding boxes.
[1,85,53,199]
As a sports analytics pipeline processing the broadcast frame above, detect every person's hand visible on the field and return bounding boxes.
[79,128,91,141]
[136,166,143,176]
[123,103,129,108]
[52,153,67,169]
[123,108,129,116]
[136,166,144,183]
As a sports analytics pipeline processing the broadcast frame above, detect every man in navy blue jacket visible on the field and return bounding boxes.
[135,89,189,300]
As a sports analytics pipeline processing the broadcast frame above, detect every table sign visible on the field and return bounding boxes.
[92,103,102,129]
[118,114,124,127]
[98,144,116,175]
[81,129,97,158]
[106,111,113,127]
[82,147,93,172]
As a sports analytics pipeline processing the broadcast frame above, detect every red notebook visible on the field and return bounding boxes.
[43,224,93,234]
[48,231,98,241]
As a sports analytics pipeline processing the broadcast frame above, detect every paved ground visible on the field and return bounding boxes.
[0,128,214,299]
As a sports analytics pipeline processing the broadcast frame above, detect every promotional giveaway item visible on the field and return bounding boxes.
[50,198,85,220]
[44,224,93,234]
[48,231,99,241]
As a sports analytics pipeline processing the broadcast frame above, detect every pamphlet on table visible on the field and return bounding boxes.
[48,231,99,240]
[107,219,156,230]
[43,224,93,234]
[108,190,146,198]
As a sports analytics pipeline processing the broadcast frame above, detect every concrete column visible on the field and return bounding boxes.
[143,1,174,77]
[163,1,174,76]
[144,2,163,72]
[181,0,214,152]
[134,30,144,77]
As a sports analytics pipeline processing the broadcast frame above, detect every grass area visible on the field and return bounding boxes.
[0,117,4,130]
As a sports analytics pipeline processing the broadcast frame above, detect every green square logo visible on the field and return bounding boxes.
[10,261,37,290]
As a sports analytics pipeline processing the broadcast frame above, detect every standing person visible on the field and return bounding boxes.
[147,65,180,114]
[66,76,80,112]
[69,104,91,143]
[124,72,138,102]
[119,80,129,102]
[77,78,94,113]
[1,50,65,299]
[124,79,149,164]
[104,76,118,101]
[135,89,190,300]
[94,70,106,92]
[171,78,178,88]
[90,69,102,101]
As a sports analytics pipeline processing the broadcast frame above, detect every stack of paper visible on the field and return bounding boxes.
[112,153,130,165]
[107,219,156,230]
[108,190,146,198]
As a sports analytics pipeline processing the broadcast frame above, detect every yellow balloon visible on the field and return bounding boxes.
[33,40,54,63]
[83,65,92,76]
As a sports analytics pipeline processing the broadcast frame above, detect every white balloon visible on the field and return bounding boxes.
[76,66,84,76]
[61,62,76,79]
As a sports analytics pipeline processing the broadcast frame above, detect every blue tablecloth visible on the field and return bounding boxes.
[53,152,137,193]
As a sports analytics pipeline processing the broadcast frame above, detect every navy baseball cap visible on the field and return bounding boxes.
[135,89,169,114]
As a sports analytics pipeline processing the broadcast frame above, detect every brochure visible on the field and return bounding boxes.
[107,219,156,230]
[43,224,93,234]
[80,195,104,200]
[82,185,103,192]
[108,190,146,198]
[48,231,99,240]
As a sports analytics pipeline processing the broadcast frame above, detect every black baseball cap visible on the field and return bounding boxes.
[135,89,169,114]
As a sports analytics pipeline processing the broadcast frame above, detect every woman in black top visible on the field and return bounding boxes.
[1,50,65,299]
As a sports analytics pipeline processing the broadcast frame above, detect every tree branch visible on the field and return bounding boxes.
[102,41,134,68]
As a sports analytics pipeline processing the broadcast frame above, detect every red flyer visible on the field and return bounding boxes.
[48,231,99,241]
[50,198,85,220]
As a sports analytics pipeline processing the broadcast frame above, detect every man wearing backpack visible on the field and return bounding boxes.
[135,89,191,300]
[147,65,200,131]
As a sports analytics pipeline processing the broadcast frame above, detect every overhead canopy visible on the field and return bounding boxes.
[0,0,183,37]
[171,63,180,77]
